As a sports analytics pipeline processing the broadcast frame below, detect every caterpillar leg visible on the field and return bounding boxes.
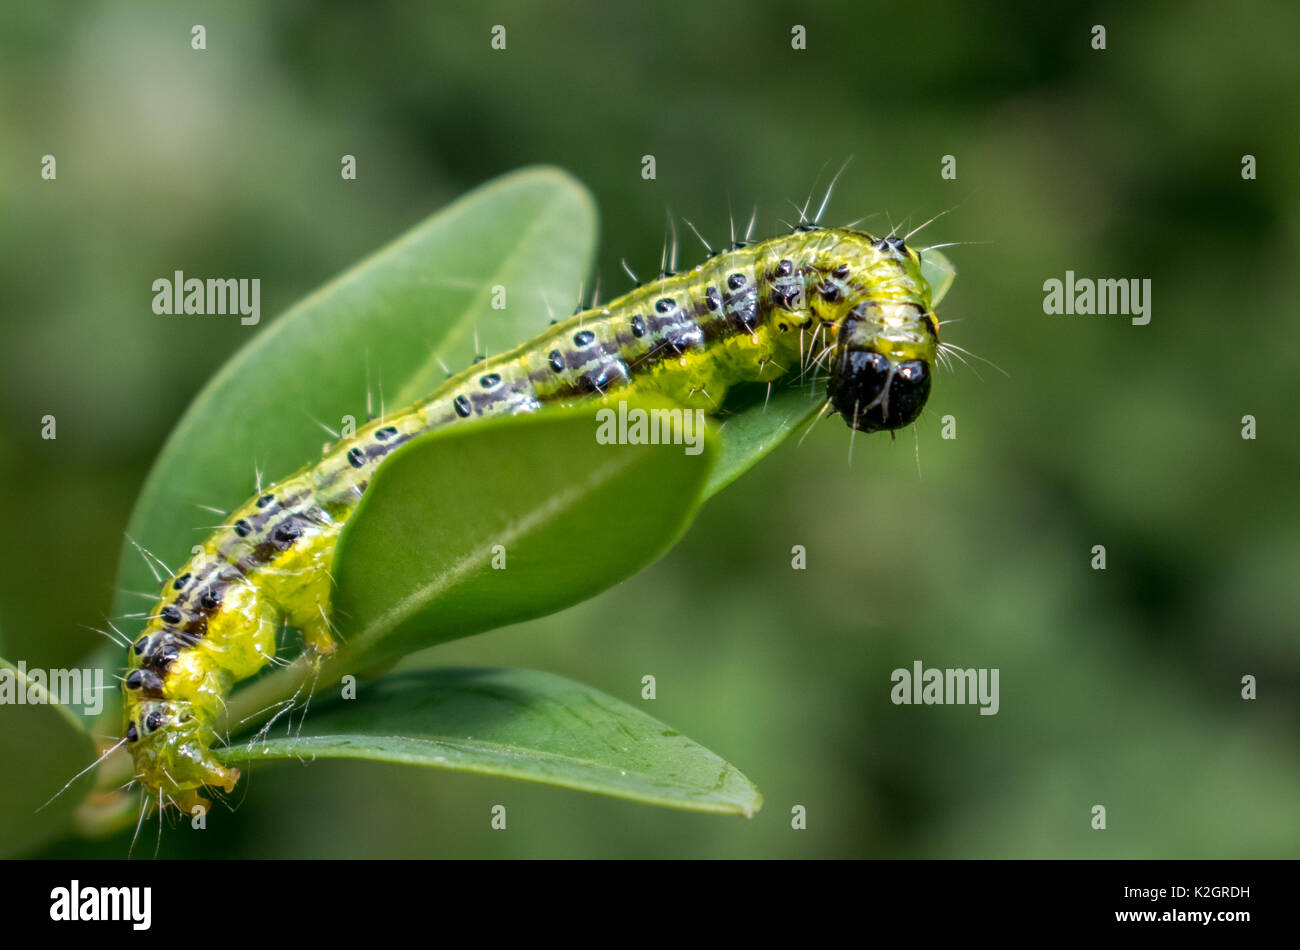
[142,754,239,817]
[301,615,339,656]
[167,762,240,816]
[202,759,241,794]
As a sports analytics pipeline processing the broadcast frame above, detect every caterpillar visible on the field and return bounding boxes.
[120,223,944,814]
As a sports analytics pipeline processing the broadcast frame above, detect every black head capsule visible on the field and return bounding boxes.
[828,349,931,433]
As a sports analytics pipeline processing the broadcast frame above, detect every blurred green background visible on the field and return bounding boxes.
[2,1,1296,857]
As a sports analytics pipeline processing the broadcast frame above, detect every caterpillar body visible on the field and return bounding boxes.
[122,225,943,813]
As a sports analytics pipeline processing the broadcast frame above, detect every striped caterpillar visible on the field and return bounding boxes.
[121,223,943,814]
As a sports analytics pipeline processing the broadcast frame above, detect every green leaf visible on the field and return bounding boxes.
[922,247,957,308]
[217,668,762,817]
[707,385,822,498]
[92,167,597,708]
[330,399,718,669]
[0,656,97,856]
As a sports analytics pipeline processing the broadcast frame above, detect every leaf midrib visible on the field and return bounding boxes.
[350,449,641,651]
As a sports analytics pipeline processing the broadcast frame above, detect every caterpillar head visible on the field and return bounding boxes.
[827,237,939,432]
[125,699,239,804]
[832,304,935,434]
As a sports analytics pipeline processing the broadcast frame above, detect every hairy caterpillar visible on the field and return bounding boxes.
[121,223,944,814]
